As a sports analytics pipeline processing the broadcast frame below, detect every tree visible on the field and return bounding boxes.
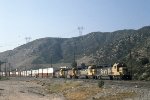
[71,61,77,68]
[81,63,86,68]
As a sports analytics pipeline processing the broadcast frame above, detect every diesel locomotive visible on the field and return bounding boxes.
[55,62,132,80]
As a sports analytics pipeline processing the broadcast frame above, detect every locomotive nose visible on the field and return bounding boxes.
[119,67,128,75]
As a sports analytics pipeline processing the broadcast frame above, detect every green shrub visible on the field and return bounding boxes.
[0,77,9,81]
[98,80,104,88]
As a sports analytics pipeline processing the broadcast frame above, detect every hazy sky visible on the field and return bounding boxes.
[0,0,150,52]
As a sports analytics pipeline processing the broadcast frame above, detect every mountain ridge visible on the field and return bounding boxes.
[0,26,150,75]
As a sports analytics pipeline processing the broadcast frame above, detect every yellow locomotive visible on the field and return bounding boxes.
[96,63,131,80]
[67,68,78,78]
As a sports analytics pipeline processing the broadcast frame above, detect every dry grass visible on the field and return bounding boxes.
[64,86,102,100]
[46,80,102,100]
[46,80,82,93]
[46,80,137,100]
[94,91,137,100]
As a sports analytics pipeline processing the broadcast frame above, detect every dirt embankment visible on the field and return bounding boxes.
[0,77,150,100]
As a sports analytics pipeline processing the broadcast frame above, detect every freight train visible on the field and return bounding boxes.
[55,62,132,80]
[1,62,131,80]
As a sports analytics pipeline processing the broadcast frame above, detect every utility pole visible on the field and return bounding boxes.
[145,38,149,59]
[0,61,5,78]
[0,61,1,78]
[31,69,32,77]
[8,63,11,76]
[50,57,52,67]
[4,62,7,77]
[128,36,132,79]
[25,66,27,77]
[78,27,84,54]
[50,48,53,68]
[73,40,77,62]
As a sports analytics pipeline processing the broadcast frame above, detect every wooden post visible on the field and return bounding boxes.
[0,62,1,78]
[5,62,7,77]
[8,63,10,77]
[47,68,48,78]
[15,70,16,77]
[38,69,39,77]
[42,69,43,78]
[26,67,27,77]
[31,70,32,77]
[20,69,21,77]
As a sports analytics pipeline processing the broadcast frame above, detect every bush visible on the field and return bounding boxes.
[98,80,104,88]
[140,57,149,65]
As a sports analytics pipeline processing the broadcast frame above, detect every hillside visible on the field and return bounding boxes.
[0,26,150,80]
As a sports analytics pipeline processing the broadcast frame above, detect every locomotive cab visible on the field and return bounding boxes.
[59,68,67,78]
[59,69,64,78]
[87,65,97,79]
[111,63,131,80]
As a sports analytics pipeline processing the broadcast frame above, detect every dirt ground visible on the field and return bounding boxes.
[0,77,150,100]
[0,77,65,100]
